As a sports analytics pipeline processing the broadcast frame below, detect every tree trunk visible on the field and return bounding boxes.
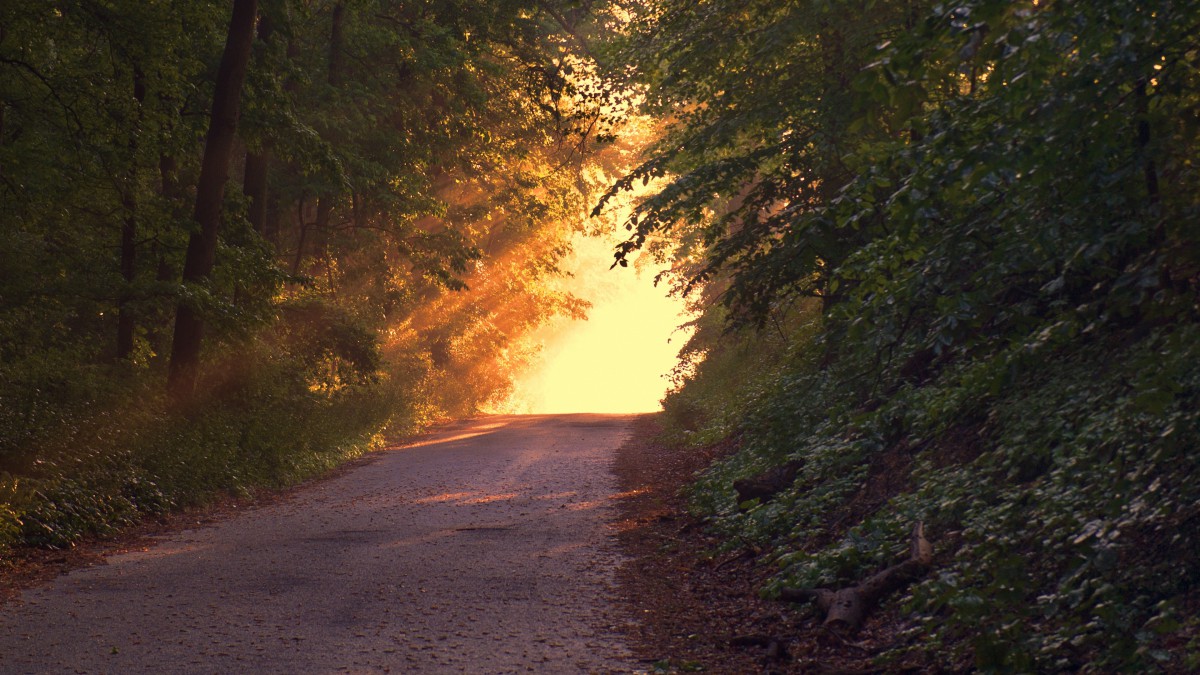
[292,196,309,275]
[300,3,346,277]
[243,150,270,235]
[313,195,332,260]
[242,14,274,236]
[328,3,346,88]
[1135,80,1160,208]
[167,0,259,402]
[264,191,281,247]
[146,154,180,358]
[117,67,147,360]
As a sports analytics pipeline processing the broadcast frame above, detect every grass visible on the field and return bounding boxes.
[0,348,432,556]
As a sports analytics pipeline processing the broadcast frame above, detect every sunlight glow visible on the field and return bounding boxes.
[501,233,693,414]
[397,422,509,449]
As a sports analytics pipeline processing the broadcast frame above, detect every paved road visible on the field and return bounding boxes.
[0,415,641,674]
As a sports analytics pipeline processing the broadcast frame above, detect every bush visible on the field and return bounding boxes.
[680,318,1200,671]
[0,323,424,555]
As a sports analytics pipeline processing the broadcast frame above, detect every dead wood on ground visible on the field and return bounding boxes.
[779,522,932,633]
[733,459,805,505]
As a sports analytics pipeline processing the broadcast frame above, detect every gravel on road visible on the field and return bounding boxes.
[0,414,642,674]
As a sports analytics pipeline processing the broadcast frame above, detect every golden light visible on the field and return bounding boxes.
[500,231,693,414]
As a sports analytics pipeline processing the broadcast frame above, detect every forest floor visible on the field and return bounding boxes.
[613,415,925,674]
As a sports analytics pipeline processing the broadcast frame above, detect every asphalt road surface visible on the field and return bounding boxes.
[0,414,642,674]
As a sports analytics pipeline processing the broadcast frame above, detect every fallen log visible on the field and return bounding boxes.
[779,522,933,633]
[733,459,805,505]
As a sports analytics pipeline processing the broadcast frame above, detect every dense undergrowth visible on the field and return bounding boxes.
[0,312,421,554]
[1,1,618,561]
[644,1,1200,670]
[666,312,1200,671]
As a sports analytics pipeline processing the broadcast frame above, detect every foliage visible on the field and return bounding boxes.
[0,0,613,554]
[623,0,1200,669]
[657,297,822,448]
[1,334,409,551]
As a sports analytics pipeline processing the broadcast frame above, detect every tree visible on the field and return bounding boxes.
[596,0,920,324]
[166,0,260,401]
[621,0,1200,669]
[1,0,613,438]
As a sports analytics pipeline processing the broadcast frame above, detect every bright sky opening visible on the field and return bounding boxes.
[503,232,693,414]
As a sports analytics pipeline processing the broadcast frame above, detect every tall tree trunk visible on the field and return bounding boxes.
[292,196,309,275]
[242,14,274,236]
[243,151,270,234]
[265,192,281,246]
[1135,80,1161,208]
[303,2,346,278]
[156,154,182,286]
[314,197,337,292]
[313,195,332,261]
[167,0,259,401]
[146,154,180,358]
[328,2,346,88]
[117,67,147,360]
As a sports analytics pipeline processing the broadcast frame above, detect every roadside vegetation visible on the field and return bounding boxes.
[5,1,1199,670]
[0,1,619,556]
[613,0,1200,671]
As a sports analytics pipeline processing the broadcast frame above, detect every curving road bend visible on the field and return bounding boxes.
[0,414,642,674]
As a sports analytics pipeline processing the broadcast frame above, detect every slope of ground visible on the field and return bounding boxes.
[613,415,943,674]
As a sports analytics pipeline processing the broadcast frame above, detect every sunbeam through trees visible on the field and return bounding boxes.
[3,1,1200,670]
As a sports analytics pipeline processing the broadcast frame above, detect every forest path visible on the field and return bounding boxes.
[0,415,641,674]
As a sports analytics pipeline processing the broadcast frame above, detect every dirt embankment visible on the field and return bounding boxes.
[612,416,920,674]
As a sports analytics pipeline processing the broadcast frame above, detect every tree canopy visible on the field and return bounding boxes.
[0,0,615,544]
[3,0,1200,669]
[607,0,1200,669]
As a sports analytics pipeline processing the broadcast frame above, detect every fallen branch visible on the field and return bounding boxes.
[779,522,933,633]
[713,548,754,571]
[733,459,805,505]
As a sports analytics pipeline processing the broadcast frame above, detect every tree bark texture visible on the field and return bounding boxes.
[167,0,259,401]
[242,13,274,237]
[1135,80,1160,207]
[302,3,346,276]
[292,196,309,275]
[243,149,270,235]
[117,67,147,360]
[328,3,346,88]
